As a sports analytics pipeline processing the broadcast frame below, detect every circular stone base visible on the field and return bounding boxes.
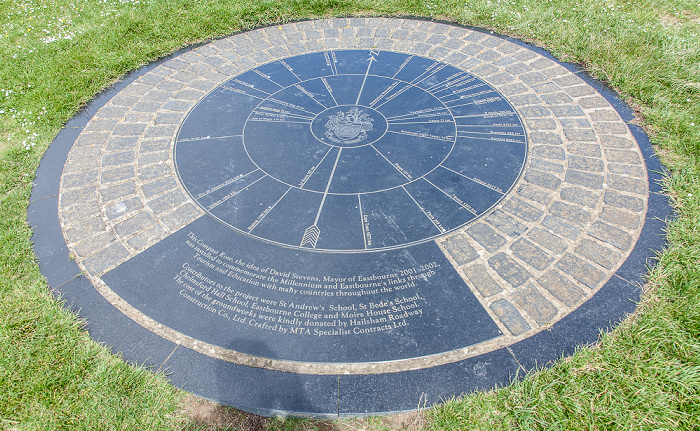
[30,18,671,417]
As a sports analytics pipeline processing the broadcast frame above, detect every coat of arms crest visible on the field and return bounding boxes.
[324,107,374,144]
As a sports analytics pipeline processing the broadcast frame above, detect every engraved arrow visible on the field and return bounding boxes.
[355,52,378,105]
[300,148,343,248]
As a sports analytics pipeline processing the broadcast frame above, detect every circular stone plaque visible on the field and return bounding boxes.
[30,18,671,417]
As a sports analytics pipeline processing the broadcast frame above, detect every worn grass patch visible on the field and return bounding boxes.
[1,0,699,429]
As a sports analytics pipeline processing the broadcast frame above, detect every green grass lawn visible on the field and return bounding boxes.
[1,0,699,429]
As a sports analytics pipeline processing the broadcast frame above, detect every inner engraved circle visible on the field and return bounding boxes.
[311,105,388,148]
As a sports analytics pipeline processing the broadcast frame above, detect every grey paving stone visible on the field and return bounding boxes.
[542,216,580,240]
[138,152,169,165]
[607,174,647,195]
[518,106,551,118]
[138,164,171,180]
[105,196,143,220]
[604,191,645,214]
[61,200,100,223]
[101,166,134,184]
[530,132,563,146]
[102,151,134,167]
[113,123,147,136]
[62,170,98,189]
[525,118,557,130]
[74,231,117,258]
[556,254,605,289]
[561,118,592,128]
[594,122,627,135]
[563,129,596,142]
[529,82,560,94]
[560,187,599,208]
[608,163,645,178]
[511,238,554,271]
[605,149,642,165]
[490,299,530,336]
[600,207,641,230]
[488,253,531,288]
[575,238,622,270]
[463,264,502,298]
[512,284,557,325]
[540,92,574,105]
[516,184,552,205]
[60,186,97,208]
[69,146,102,161]
[106,136,138,152]
[578,96,608,108]
[499,82,529,96]
[565,169,604,190]
[443,236,479,265]
[589,221,633,250]
[485,210,527,237]
[65,216,105,244]
[549,105,585,117]
[115,211,156,237]
[532,145,566,160]
[589,110,620,121]
[101,182,136,202]
[568,155,604,172]
[601,135,634,149]
[519,72,547,85]
[160,203,202,230]
[127,224,167,251]
[510,93,542,106]
[140,139,170,153]
[74,132,109,147]
[148,189,187,214]
[524,169,561,190]
[83,242,129,275]
[466,223,506,252]
[503,197,543,222]
[567,143,601,158]
[527,228,568,254]
[141,177,177,198]
[565,85,596,97]
[531,159,564,173]
[549,201,591,226]
[84,119,118,132]
[537,270,584,307]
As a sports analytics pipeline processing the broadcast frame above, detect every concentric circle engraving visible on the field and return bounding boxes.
[175,50,527,252]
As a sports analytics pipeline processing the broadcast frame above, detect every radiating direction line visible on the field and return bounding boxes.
[208,174,268,210]
[324,51,338,75]
[401,186,446,234]
[247,186,292,233]
[370,144,412,180]
[440,165,504,194]
[196,168,259,199]
[456,133,526,144]
[295,84,328,109]
[410,62,445,86]
[358,194,368,250]
[423,177,478,216]
[384,107,450,121]
[299,147,334,188]
[386,130,455,142]
[426,72,472,93]
[372,84,412,109]
[391,55,414,79]
[178,134,242,143]
[300,148,343,248]
[267,97,320,116]
[320,77,339,107]
[253,69,284,89]
[278,59,302,82]
[444,96,502,109]
[452,111,517,119]
[232,79,272,95]
[356,52,377,104]
[220,85,266,100]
